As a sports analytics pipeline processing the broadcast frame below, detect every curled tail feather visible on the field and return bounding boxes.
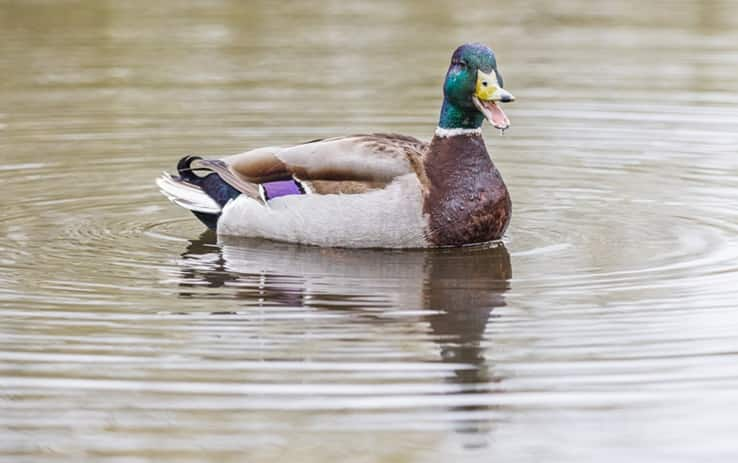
[156,155,251,230]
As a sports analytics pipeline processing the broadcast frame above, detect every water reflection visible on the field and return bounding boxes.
[177,233,511,440]
[3,0,738,458]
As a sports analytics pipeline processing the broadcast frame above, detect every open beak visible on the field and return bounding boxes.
[473,69,515,130]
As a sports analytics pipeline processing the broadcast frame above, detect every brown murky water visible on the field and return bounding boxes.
[2,1,738,461]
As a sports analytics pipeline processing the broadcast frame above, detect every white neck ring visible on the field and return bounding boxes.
[434,127,482,138]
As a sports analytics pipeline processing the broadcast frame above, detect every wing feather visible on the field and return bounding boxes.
[221,134,428,184]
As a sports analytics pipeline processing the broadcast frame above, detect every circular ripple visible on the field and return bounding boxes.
[3,11,738,458]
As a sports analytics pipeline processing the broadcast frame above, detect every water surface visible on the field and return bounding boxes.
[2,1,738,461]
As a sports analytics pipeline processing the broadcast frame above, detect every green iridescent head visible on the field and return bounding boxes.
[439,43,515,130]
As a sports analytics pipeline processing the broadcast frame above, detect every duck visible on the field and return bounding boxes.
[156,42,515,248]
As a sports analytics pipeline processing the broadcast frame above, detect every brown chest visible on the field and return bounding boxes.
[421,134,511,246]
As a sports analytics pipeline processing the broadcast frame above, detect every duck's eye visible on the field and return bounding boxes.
[482,81,488,87]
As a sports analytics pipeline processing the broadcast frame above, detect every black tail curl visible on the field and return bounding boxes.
[176,155,242,230]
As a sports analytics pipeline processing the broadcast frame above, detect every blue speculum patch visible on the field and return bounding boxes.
[262,179,305,200]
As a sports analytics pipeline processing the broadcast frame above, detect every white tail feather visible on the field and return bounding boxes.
[156,172,221,214]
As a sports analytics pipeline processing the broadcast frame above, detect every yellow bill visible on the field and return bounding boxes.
[473,69,515,130]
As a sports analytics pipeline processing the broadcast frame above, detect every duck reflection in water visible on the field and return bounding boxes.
[176,232,511,444]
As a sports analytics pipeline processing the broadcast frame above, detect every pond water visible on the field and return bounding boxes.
[2,0,738,461]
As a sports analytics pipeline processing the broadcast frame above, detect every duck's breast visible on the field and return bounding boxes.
[423,134,512,246]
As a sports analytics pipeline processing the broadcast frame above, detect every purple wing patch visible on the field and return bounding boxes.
[262,179,305,201]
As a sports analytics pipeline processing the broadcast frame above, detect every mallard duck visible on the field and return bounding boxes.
[157,42,515,248]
